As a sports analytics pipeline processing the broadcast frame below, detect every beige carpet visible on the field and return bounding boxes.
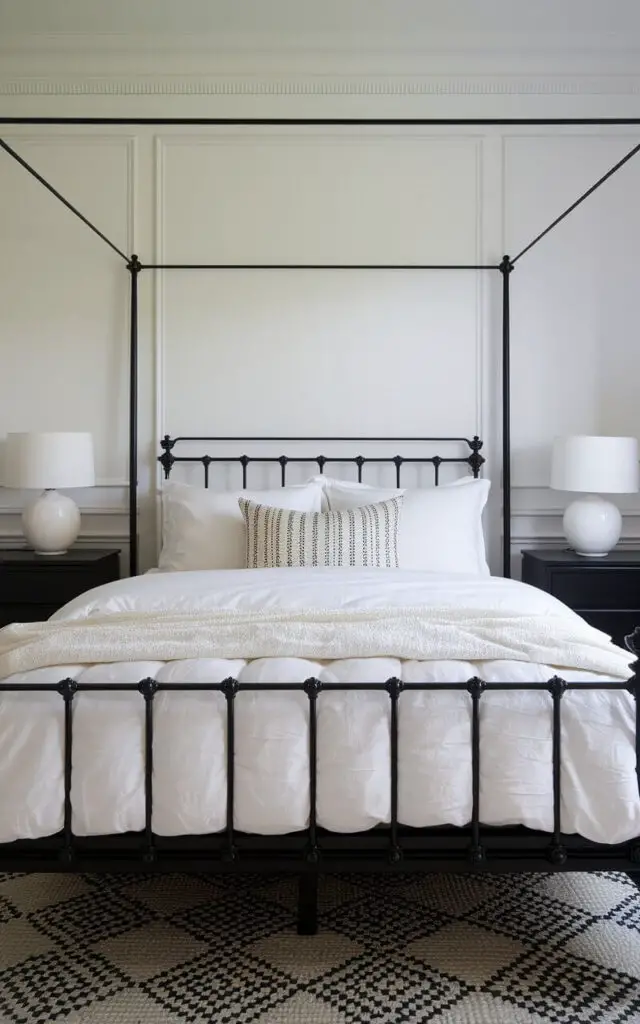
[0,870,639,1023]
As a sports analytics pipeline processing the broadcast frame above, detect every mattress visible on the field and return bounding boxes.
[0,567,637,845]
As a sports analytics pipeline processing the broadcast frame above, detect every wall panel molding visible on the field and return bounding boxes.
[1,506,637,556]
[0,508,129,548]
[154,130,485,442]
[511,511,640,548]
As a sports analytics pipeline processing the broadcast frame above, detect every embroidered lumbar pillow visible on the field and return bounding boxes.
[238,496,404,568]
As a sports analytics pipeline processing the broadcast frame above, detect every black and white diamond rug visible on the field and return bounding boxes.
[0,871,639,1023]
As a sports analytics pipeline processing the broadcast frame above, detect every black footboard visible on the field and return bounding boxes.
[1,630,639,937]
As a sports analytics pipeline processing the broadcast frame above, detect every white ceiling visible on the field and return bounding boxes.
[1,0,639,51]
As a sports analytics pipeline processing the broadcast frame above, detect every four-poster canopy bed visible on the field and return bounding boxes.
[0,117,639,937]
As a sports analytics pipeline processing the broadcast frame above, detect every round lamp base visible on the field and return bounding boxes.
[563,495,622,558]
[22,490,81,555]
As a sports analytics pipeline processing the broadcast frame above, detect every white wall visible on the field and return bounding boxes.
[1,32,639,574]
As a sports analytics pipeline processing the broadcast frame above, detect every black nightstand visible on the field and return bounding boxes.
[521,548,640,649]
[0,549,120,627]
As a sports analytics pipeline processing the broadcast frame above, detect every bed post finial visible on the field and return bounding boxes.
[159,435,176,479]
[468,436,485,478]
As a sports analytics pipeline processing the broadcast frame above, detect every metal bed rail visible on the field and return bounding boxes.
[158,435,485,489]
[0,641,638,934]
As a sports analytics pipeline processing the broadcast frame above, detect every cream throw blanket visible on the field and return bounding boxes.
[0,606,633,680]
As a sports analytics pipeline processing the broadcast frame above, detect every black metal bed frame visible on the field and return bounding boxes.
[0,649,638,935]
[1,117,639,934]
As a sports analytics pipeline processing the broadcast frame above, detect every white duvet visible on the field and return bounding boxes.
[0,567,638,845]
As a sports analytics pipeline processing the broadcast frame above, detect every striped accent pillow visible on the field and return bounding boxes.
[238,496,404,569]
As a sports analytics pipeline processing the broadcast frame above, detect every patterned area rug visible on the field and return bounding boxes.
[0,871,638,1023]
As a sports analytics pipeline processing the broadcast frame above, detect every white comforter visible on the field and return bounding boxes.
[0,567,638,845]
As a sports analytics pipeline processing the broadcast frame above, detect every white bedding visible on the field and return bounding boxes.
[0,567,638,845]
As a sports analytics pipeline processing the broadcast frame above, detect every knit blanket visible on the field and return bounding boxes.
[0,604,633,680]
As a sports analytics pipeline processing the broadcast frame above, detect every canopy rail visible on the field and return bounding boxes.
[0,137,129,263]
[512,138,640,265]
[3,117,640,125]
[143,263,498,271]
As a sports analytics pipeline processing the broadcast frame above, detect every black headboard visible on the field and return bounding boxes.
[158,434,485,489]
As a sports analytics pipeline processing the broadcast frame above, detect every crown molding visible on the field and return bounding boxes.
[2,28,639,96]
[2,74,640,97]
[2,29,640,59]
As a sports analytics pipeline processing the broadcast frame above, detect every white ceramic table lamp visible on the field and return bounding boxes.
[3,432,95,554]
[550,435,639,556]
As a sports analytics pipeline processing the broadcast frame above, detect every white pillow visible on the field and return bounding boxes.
[158,480,324,571]
[239,496,404,568]
[318,475,490,576]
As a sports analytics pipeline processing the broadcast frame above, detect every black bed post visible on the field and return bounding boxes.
[624,626,640,879]
[499,255,514,579]
[626,628,640,801]
[127,255,141,577]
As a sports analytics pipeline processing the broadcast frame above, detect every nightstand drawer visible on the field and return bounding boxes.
[549,569,640,610]
[0,568,108,606]
[0,549,120,626]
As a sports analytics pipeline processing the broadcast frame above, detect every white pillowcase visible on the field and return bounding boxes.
[158,480,324,571]
[319,475,490,576]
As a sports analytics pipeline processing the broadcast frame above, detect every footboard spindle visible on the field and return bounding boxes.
[299,678,322,935]
[386,677,403,863]
[548,677,568,865]
[221,678,239,861]
[138,678,158,863]
[57,679,78,863]
[467,678,485,864]
[303,678,322,863]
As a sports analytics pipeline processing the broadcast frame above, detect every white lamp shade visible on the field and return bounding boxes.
[550,435,639,494]
[3,432,95,490]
